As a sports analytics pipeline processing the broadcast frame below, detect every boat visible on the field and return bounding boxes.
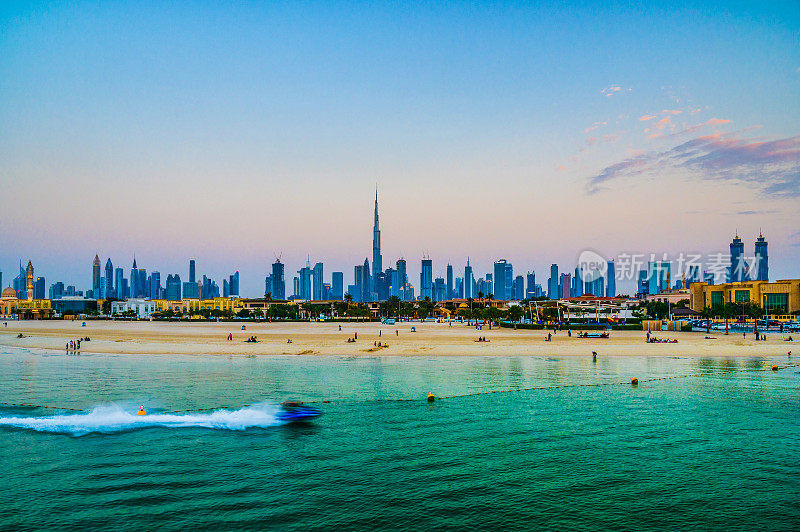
[276,401,322,423]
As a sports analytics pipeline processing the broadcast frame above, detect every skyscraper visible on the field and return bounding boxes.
[166,274,182,301]
[606,260,616,297]
[92,255,101,298]
[331,271,343,300]
[312,262,324,300]
[493,259,513,300]
[129,258,139,299]
[361,258,371,302]
[464,258,474,299]
[396,258,408,300]
[189,259,196,284]
[446,263,454,300]
[104,258,114,298]
[271,260,285,300]
[34,277,46,300]
[372,190,382,292]
[513,275,524,300]
[526,271,536,299]
[560,273,571,298]
[298,261,312,300]
[754,233,768,281]
[729,234,746,283]
[548,264,559,299]
[228,271,240,297]
[420,258,433,300]
[434,277,446,302]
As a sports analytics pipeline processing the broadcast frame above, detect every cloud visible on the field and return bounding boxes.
[601,86,631,97]
[585,132,800,196]
[639,115,656,121]
[654,117,672,130]
[662,109,682,115]
[583,121,607,133]
[707,118,731,125]
[735,210,777,215]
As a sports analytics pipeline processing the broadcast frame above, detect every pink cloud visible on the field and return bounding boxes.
[639,115,656,121]
[655,117,672,130]
[707,118,731,125]
[662,109,682,115]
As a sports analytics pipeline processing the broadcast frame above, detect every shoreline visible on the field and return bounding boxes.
[0,320,794,358]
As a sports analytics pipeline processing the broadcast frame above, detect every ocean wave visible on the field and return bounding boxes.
[0,403,281,435]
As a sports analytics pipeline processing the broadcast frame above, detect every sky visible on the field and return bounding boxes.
[1,0,798,296]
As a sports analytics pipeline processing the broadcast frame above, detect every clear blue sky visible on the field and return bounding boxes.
[1,1,798,295]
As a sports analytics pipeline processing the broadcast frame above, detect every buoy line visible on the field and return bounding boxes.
[2,363,797,414]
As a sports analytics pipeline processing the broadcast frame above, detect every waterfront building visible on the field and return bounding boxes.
[166,274,182,301]
[271,260,285,300]
[754,233,769,281]
[372,190,382,292]
[312,262,323,300]
[420,258,433,300]
[690,279,800,315]
[464,258,474,299]
[331,271,343,300]
[111,299,157,319]
[548,264,559,299]
[728,234,747,283]
[606,260,616,297]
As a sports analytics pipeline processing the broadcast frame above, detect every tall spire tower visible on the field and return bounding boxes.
[372,188,382,290]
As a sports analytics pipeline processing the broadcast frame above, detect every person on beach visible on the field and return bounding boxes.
[228,333,233,341]
[395,330,398,336]
[592,351,597,362]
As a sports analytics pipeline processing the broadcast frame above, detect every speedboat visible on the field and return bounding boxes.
[277,401,322,423]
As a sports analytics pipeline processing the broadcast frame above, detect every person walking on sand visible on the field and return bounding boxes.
[592,351,597,362]
[228,333,233,341]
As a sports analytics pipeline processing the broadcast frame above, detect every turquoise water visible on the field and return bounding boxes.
[1,348,798,530]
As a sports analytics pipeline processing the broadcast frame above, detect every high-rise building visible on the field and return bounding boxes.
[92,255,101,298]
[687,265,701,287]
[513,275,524,300]
[493,259,513,300]
[560,273,571,299]
[129,258,139,299]
[455,277,464,298]
[729,234,746,283]
[312,262,324,300]
[104,258,114,298]
[293,276,300,298]
[548,264,559,299]
[361,258,371,302]
[372,190,382,293]
[464,258,474,299]
[420,258,433,300]
[271,260,285,300]
[646,260,670,295]
[49,281,65,300]
[228,271,240,297]
[166,274,182,301]
[353,264,365,303]
[606,260,616,297]
[114,268,125,299]
[34,277,46,300]
[189,259,196,284]
[526,271,536,299]
[754,233,768,281]
[148,272,161,299]
[298,262,312,300]
[13,261,25,298]
[446,263,454,300]
[572,266,584,297]
[433,277,446,302]
[223,279,230,297]
[331,271,344,300]
[396,259,408,296]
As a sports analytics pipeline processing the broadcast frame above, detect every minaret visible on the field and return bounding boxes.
[372,188,382,291]
[26,261,34,301]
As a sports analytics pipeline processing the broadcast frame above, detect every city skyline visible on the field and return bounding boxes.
[1,2,798,295]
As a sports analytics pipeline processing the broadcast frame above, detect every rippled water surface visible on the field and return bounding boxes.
[1,348,798,531]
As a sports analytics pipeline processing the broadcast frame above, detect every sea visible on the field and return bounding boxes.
[1,347,798,531]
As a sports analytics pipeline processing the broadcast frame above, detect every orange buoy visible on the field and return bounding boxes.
[426,392,435,403]
[136,405,147,416]
[771,365,778,371]
[631,378,639,385]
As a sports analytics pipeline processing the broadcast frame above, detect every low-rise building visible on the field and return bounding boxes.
[690,279,800,315]
[111,299,156,319]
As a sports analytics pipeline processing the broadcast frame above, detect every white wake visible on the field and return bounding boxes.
[0,403,282,435]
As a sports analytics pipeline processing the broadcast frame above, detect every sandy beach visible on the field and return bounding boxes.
[0,320,794,357]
